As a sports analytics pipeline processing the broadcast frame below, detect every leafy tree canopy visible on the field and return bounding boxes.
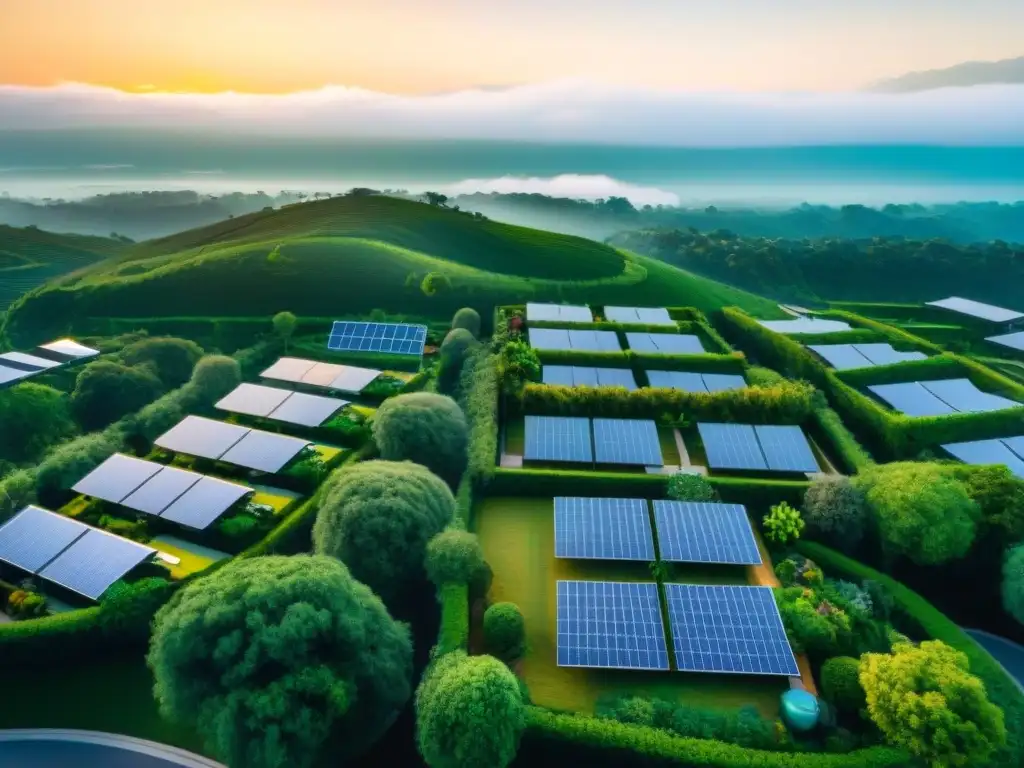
[372,393,469,487]
[122,336,203,388]
[452,307,482,337]
[0,383,76,463]
[425,529,486,587]
[1003,544,1024,626]
[187,354,242,401]
[802,475,868,550]
[71,360,163,431]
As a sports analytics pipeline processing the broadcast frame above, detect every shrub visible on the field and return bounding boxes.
[483,602,526,661]
[438,328,478,395]
[219,513,260,540]
[860,640,1006,768]
[763,501,805,545]
[314,460,454,608]
[452,307,482,337]
[416,651,525,768]
[98,577,175,638]
[0,383,76,463]
[148,555,413,768]
[372,392,469,488]
[426,529,486,587]
[272,311,298,352]
[667,472,718,502]
[187,354,242,401]
[821,656,866,715]
[1003,544,1024,626]
[35,428,125,503]
[775,586,853,657]
[6,589,47,619]
[71,360,164,430]
[499,340,540,393]
[458,347,500,486]
[0,469,35,523]
[803,476,869,550]
[122,336,203,388]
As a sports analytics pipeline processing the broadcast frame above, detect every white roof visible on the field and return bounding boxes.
[0,351,63,370]
[155,416,250,460]
[39,339,100,358]
[759,318,853,335]
[927,297,1024,323]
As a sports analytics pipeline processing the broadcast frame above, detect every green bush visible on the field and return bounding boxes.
[121,336,204,388]
[437,583,470,654]
[775,586,853,657]
[763,502,805,545]
[499,340,541,393]
[272,311,298,352]
[821,657,866,715]
[71,360,164,430]
[1003,544,1024,626]
[0,383,76,463]
[803,476,869,551]
[187,354,242,401]
[148,555,413,768]
[483,602,526,661]
[452,307,482,337]
[373,392,469,488]
[458,347,500,487]
[810,402,875,473]
[426,529,486,587]
[35,427,126,504]
[438,328,478,395]
[218,513,261,541]
[668,472,718,502]
[6,589,47,619]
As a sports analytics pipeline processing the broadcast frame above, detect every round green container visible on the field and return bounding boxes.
[781,688,820,732]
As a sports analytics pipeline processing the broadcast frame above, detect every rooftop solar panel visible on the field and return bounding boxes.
[627,333,704,355]
[569,366,600,387]
[0,506,87,574]
[158,476,253,530]
[987,331,1024,353]
[927,297,1024,323]
[759,319,852,334]
[653,501,762,565]
[754,425,820,473]
[526,302,562,322]
[646,371,707,392]
[523,416,592,463]
[268,391,349,427]
[808,344,874,371]
[219,430,312,473]
[701,373,747,393]
[72,454,164,504]
[554,497,655,561]
[328,366,381,393]
[526,303,592,323]
[593,418,664,466]
[852,343,927,366]
[301,362,347,387]
[868,382,956,417]
[155,416,251,460]
[260,357,318,384]
[595,368,638,390]
[665,584,799,676]
[0,351,63,370]
[920,378,1021,413]
[39,529,155,601]
[942,440,1024,479]
[1004,436,1024,461]
[557,580,669,670]
[120,466,203,516]
[39,339,100,359]
[542,365,576,386]
[216,383,293,418]
[328,321,427,356]
[0,365,36,386]
[604,306,674,325]
[568,330,621,352]
[698,423,768,471]
[529,328,572,351]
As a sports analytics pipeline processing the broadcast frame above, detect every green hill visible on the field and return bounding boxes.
[2,196,780,344]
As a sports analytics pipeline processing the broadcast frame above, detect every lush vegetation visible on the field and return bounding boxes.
[372,392,470,488]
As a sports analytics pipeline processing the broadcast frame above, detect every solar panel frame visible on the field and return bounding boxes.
[554,497,655,561]
[72,454,165,504]
[529,328,572,351]
[665,583,800,676]
[120,465,204,516]
[219,430,313,473]
[267,391,349,427]
[556,580,669,670]
[653,501,762,565]
[698,423,768,471]
[158,476,253,530]
[754,425,821,473]
[927,297,1024,323]
[868,382,956,417]
[216,383,294,418]
[646,370,707,392]
[260,357,318,384]
[523,416,593,463]
[919,378,1021,413]
[0,351,63,370]
[808,344,874,371]
[542,365,576,386]
[0,506,88,574]
[852,343,927,366]
[155,416,251,460]
[987,331,1024,353]
[942,440,1024,479]
[39,529,156,601]
[327,321,427,356]
[526,303,592,323]
[593,418,664,466]
[701,373,747,393]
[636,307,674,325]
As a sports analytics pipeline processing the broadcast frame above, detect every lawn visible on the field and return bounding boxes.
[312,444,347,464]
[150,535,229,580]
[250,484,303,515]
[476,496,786,717]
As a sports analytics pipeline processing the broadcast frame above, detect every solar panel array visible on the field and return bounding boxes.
[647,371,746,393]
[217,383,349,427]
[556,580,669,670]
[155,416,312,473]
[0,338,99,389]
[653,501,762,565]
[665,584,800,676]
[328,321,427,356]
[593,418,664,466]
[604,306,674,325]
[943,437,1024,479]
[759,319,852,335]
[855,343,928,366]
[808,343,926,370]
[626,333,705,355]
[542,366,638,390]
[698,422,820,474]
[524,416,593,463]
[526,303,593,323]
[870,379,1022,416]
[987,331,1024,353]
[261,356,382,395]
[927,297,1024,324]
[0,506,156,601]
[529,329,621,352]
[554,497,655,560]
[868,382,954,417]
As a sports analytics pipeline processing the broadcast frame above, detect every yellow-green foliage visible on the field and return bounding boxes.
[762,501,804,544]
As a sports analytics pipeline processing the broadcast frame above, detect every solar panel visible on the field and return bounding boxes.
[0,506,87,574]
[759,319,852,334]
[701,374,747,393]
[554,497,655,561]
[852,343,927,366]
[216,383,294,418]
[927,297,1024,323]
[526,303,592,323]
[268,391,349,427]
[665,584,800,676]
[1004,437,1024,461]
[523,416,592,463]
[653,501,762,565]
[542,365,576,386]
[570,366,600,387]
[155,416,251,460]
[698,423,768,471]
[158,476,253,530]
[526,302,561,322]
[987,331,1024,353]
[868,383,955,417]
[39,339,100,359]
[647,371,707,392]
[260,357,318,383]
[754,425,820,473]
[942,440,1024,479]
[560,305,595,323]
[121,466,203,516]
[39,529,155,601]
[595,368,638,390]
[0,351,63,370]
[529,328,572,351]
[301,362,347,387]
[605,306,674,325]
[219,431,312,473]
[327,321,427,356]
[557,580,669,670]
[627,333,704,355]
[808,344,874,371]
[328,366,382,393]
[568,330,621,352]
[593,418,664,466]
[919,378,1021,413]
[72,454,164,504]
[0,365,36,386]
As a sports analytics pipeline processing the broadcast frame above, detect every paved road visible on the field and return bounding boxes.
[0,730,223,767]
[965,628,1024,691]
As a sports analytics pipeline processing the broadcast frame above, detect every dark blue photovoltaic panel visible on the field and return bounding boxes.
[701,374,747,393]
[868,383,955,417]
[627,333,704,355]
[529,328,572,350]
[653,501,762,565]
[647,371,707,392]
[568,330,621,352]
[754,425,820,473]
[943,440,1024,479]
[920,378,1021,414]
[1004,436,1024,461]
[554,497,655,561]
[524,416,592,463]
[542,366,576,386]
[571,367,600,387]
[327,321,427,356]
[596,368,638,390]
[852,344,926,366]
[665,584,799,676]
[557,580,669,670]
[0,506,87,574]
[698,423,767,471]
[808,344,873,371]
[592,418,663,466]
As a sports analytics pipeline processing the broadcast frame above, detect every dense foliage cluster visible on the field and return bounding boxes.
[438,328,477,395]
[667,471,719,502]
[0,383,75,463]
[451,307,482,337]
[820,657,866,716]
[763,502,804,545]
[425,529,486,587]
[71,360,163,430]
[802,476,868,551]
[1003,544,1024,626]
[483,602,526,661]
[373,392,469,488]
[122,336,204,388]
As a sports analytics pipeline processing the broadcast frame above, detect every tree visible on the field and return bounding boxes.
[0,383,76,463]
[122,336,203,388]
[425,530,486,587]
[775,586,852,657]
[423,191,448,207]
[820,656,866,715]
[148,555,413,768]
[437,329,477,395]
[483,602,526,661]
[421,272,453,296]
[272,311,298,352]
[763,501,804,545]
[372,393,469,488]
[452,307,481,337]
[314,460,454,608]
[860,640,1006,768]
[1003,544,1024,625]
[855,463,978,565]
[187,355,241,401]
[498,341,540,393]
[802,475,868,550]
[667,472,718,503]
[71,361,163,430]
[416,651,525,768]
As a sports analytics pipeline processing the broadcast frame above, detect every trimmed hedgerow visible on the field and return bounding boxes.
[822,310,944,355]
[534,348,746,373]
[437,583,470,655]
[458,346,500,488]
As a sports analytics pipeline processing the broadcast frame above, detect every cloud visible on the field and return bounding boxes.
[444,174,679,206]
[0,80,1023,146]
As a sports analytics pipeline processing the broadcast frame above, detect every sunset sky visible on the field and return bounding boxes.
[2,0,1023,94]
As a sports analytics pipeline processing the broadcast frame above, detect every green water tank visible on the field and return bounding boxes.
[781,688,820,732]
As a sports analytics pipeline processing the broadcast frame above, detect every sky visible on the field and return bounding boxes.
[2,0,1023,94]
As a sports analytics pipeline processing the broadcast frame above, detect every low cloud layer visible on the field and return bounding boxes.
[445,174,679,206]
[1,80,1023,146]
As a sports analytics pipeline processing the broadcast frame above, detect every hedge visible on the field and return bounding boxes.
[808,404,875,474]
[520,707,909,768]
[436,582,470,655]
[798,542,1024,768]
[459,346,500,488]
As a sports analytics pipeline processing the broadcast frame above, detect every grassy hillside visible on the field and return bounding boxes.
[2,196,780,344]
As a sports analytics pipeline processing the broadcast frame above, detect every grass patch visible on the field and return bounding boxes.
[150,535,229,580]
[312,444,346,464]
[250,485,303,515]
